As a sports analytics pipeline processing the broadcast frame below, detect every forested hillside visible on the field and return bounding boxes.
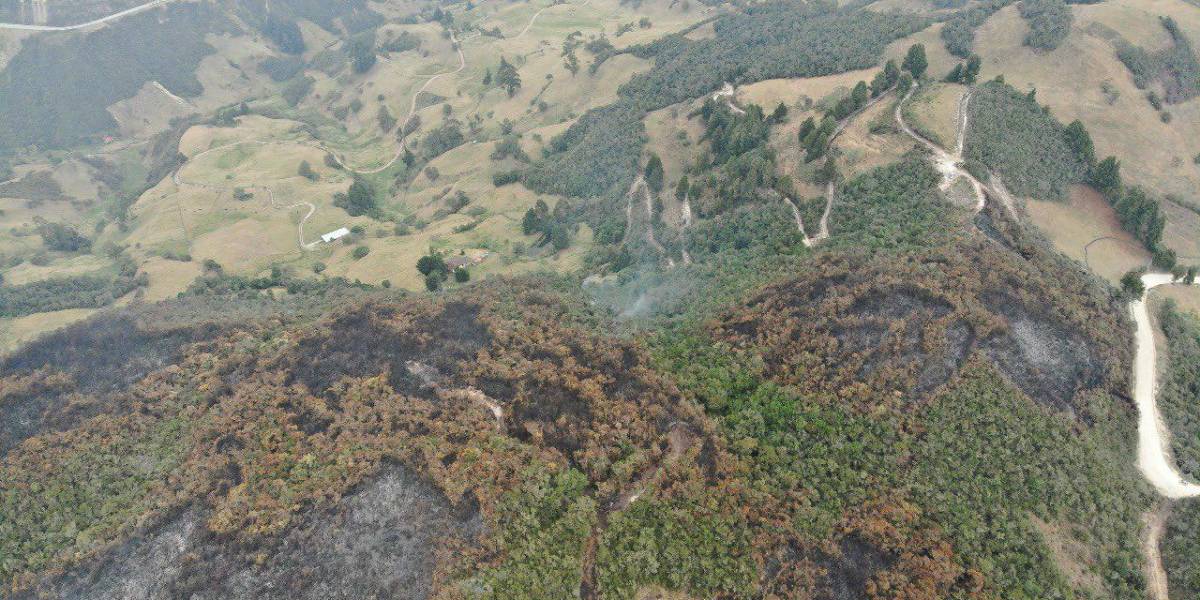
[524,2,927,199]
[3,0,1200,598]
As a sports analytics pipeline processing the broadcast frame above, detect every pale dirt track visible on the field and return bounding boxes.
[894,83,986,213]
[1132,272,1200,499]
[0,0,182,31]
[1128,273,1200,600]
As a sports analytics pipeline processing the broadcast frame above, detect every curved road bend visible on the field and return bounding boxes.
[1132,272,1200,499]
[0,0,183,31]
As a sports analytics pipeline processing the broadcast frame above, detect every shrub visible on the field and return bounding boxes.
[298,161,319,182]
[351,245,370,260]
[1019,0,1072,51]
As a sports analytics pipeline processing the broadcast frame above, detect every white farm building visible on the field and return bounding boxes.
[320,227,350,243]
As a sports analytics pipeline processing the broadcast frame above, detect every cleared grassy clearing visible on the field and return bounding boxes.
[1025,185,1150,283]
[833,97,913,179]
[885,21,959,79]
[643,102,706,226]
[903,82,966,148]
[138,256,203,302]
[0,308,98,355]
[1153,284,1200,318]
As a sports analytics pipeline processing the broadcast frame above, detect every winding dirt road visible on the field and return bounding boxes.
[320,30,468,175]
[1132,272,1200,600]
[680,192,693,265]
[1131,272,1200,499]
[0,0,182,31]
[894,83,986,213]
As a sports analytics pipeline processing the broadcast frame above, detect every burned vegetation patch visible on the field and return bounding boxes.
[0,312,232,452]
[714,238,1130,419]
[1,279,726,595]
[22,463,478,600]
[283,300,491,398]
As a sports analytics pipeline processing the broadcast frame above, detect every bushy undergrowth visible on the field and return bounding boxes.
[965,81,1088,200]
[1157,301,1200,480]
[1163,501,1200,600]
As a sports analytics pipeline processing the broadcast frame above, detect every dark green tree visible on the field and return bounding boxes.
[645,153,665,192]
[963,54,982,84]
[522,199,550,235]
[333,178,376,217]
[1121,269,1146,297]
[851,81,869,109]
[946,64,964,83]
[1063,120,1095,167]
[416,253,448,277]
[1091,156,1121,197]
[496,57,522,97]
[771,102,788,123]
[902,44,928,78]
[797,117,816,142]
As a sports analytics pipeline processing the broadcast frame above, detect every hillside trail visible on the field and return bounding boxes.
[895,83,987,213]
[166,27,473,250]
[172,140,319,250]
[1143,503,1172,600]
[713,82,746,115]
[405,361,504,432]
[513,0,592,39]
[785,83,895,248]
[621,176,639,245]
[0,0,182,31]
[779,194,815,247]
[680,191,693,265]
[321,29,467,175]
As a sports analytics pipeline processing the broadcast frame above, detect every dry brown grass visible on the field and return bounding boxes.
[2,254,112,286]
[885,22,960,79]
[1152,284,1200,318]
[974,2,1200,210]
[138,256,203,302]
[643,102,706,227]
[0,308,97,355]
[833,97,913,179]
[1030,516,1106,598]
[1026,185,1151,283]
[904,82,966,148]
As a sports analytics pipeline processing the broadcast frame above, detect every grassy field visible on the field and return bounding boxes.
[973,1,1200,216]
[0,308,98,355]
[903,82,966,148]
[1026,185,1151,283]
[1152,284,1200,317]
[832,96,914,179]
